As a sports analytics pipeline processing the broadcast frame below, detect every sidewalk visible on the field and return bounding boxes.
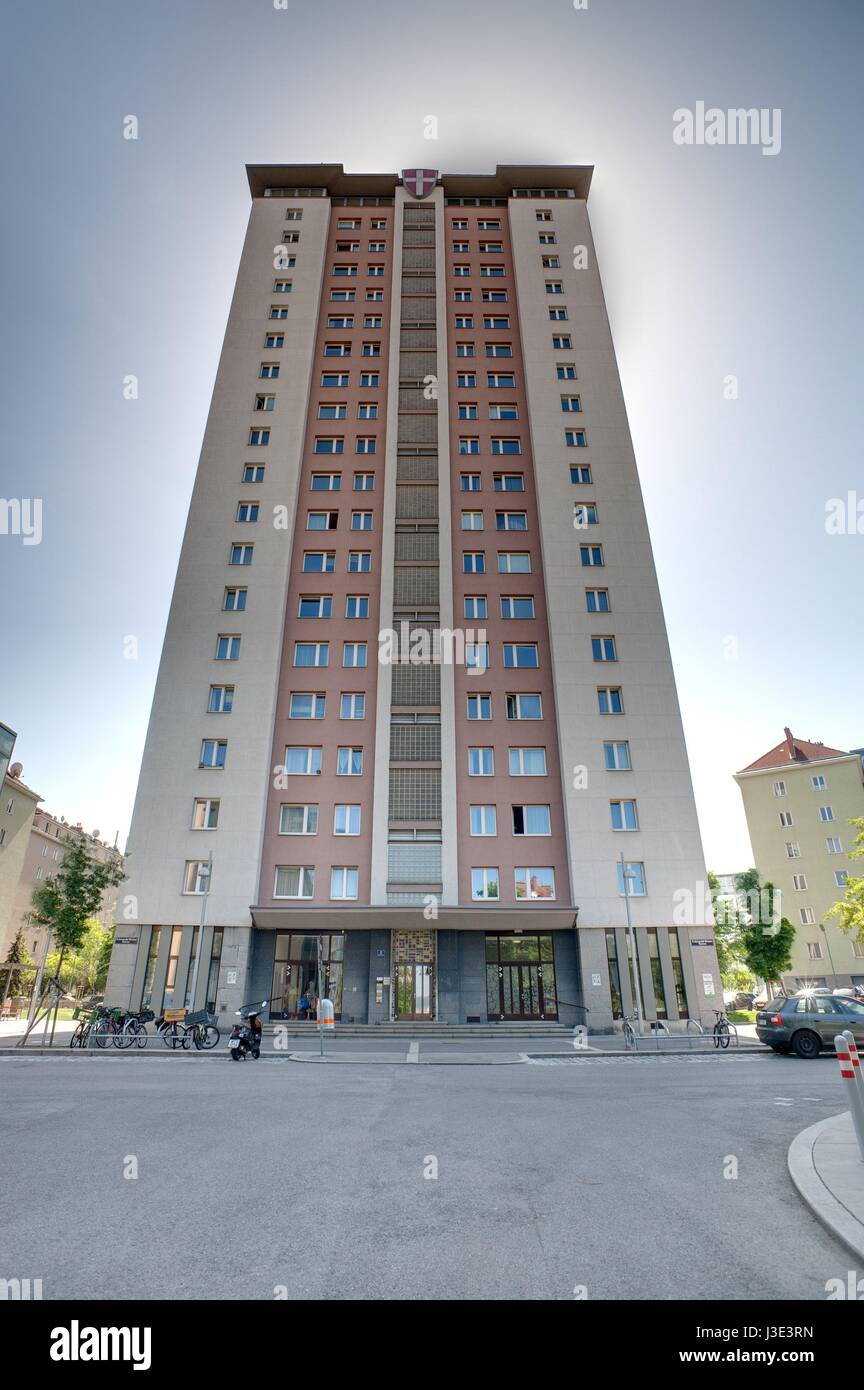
[788,1112,864,1261]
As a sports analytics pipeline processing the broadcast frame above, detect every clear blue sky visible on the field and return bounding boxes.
[1,0,861,870]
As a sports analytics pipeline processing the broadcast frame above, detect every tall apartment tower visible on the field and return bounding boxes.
[106,164,719,1030]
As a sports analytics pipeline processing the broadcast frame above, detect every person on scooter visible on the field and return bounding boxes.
[247,1008,263,1053]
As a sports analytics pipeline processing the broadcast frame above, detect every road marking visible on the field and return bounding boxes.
[773,1097,795,1105]
[407,1041,420,1064]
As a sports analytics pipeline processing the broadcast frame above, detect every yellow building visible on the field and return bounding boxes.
[734,729,864,990]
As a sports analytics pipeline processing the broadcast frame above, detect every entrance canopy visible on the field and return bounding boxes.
[250,904,578,934]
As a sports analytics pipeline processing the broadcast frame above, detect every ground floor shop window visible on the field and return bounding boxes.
[485,933,558,1019]
[269,933,344,1020]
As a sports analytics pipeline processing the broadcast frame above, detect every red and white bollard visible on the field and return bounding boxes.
[842,1030,864,1111]
[833,1034,864,1161]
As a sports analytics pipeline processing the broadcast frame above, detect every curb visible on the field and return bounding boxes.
[1,1042,768,1062]
[788,1114,864,1262]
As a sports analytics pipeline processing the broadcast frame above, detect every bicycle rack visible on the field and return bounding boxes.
[622,1017,739,1051]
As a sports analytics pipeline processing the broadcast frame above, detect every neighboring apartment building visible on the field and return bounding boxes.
[5,808,124,963]
[735,728,864,991]
[0,760,42,956]
[106,163,719,1031]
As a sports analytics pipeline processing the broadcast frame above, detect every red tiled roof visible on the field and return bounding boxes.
[739,727,851,774]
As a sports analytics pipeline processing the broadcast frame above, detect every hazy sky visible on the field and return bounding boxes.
[1,0,861,870]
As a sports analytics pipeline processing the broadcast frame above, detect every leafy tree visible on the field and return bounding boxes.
[707,871,747,982]
[45,919,111,998]
[30,836,124,957]
[739,880,795,987]
[826,817,864,945]
[29,836,124,1039]
[1,926,33,997]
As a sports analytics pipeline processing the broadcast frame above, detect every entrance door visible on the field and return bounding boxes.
[395,963,433,1020]
[485,935,558,1020]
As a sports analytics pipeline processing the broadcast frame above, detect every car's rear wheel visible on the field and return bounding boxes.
[792,1029,821,1060]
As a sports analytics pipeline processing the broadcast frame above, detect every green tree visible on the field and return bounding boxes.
[29,836,124,1040]
[826,817,864,945]
[739,880,795,987]
[1,926,34,997]
[707,871,747,982]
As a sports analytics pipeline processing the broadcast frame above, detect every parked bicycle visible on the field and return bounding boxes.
[712,1007,733,1049]
[183,1009,220,1051]
[155,1014,187,1049]
[121,1007,155,1048]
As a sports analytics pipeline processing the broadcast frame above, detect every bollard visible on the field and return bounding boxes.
[842,1030,864,1112]
[833,1035,864,1161]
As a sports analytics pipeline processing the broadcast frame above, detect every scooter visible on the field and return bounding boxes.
[228,999,268,1060]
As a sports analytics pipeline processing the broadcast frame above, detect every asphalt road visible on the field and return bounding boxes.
[0,1051,857,1300]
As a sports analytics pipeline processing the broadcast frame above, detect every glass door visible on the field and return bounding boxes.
[395,963,433,1019]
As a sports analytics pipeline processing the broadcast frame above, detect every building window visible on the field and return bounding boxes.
[605,931,623,1019]
[334,805,361,836]
[597,687,623,715]
[835,870,849,887]
[243,464,265,483]
[254,394,275,411]
[811,774,826,790]
[331,867,359,900]
[601,741,630,772]
[463,551,485,574]
[274,867,315,899]
[294,642,329,668]
[785,842,801,858]
[580,545,603,567]
[208,685,234,713]
[497,551,531,573]
[826,837,843,854]
[337,748,363,776]
[259,362,280,379]
[819,806,835,822]
[265,334,284,348]
[772,780,787,796]
[470,806,497,836]
[779,811,794,827]
[192,799,220,830]
[500,596,535,619]
[494,473,524,491]
[236,501,259,522]
[468,747,494,776]
[351,511,373,530]
[310,473,341,491]
[506,693,542,721]
[307,511,339,530]
[610,799,639,831]
[592,636,617,662]
[288,694,325,720]
[345,595,369,619]
[340,693,366,720]
[792,873,808,890]
[303,551,335,573]
[472,868,500,901]
[248,429,270,445]
[508,747,547,776]
[215,635,240,660]
[348,551,372,573]
[223,588,247,611]
[318,403,347,419]
[183,862,212,895]
[467,693,492,721]
[464,596,487,620]
[283,747,323,775]
[586,588,610,612]
[617,861,646,897]
[515,868,555,900]
[199,740,227,768]
[342,642,367,668]
[356,437,377,455]
[301,594,334,617]
[460,474,481,492]
[461,510,484,530]
[574,503,598,527]
[503,643,539,668]
[512,805,551,836]
[565,429,587,447]
[279,805,318,835]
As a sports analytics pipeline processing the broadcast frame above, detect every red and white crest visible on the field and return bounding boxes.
[402,168,438,199]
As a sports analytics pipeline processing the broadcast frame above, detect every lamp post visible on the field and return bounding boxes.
[819,921,838,984]
[186,853,212,1012]
[620,851,645,1035]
